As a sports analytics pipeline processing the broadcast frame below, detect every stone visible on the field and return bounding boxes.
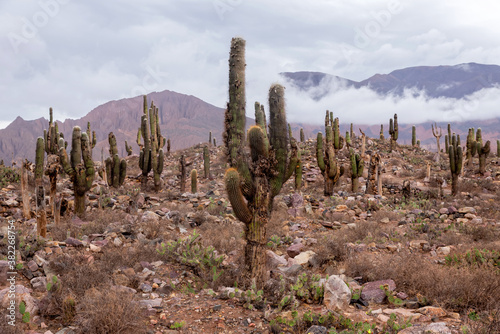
[436,246,451,256]
[0,285,38,319]
[31,276,48,292]
[294,251,317,265]
[398,322,451,334]
[141,211,159,222]
[458,207,475,214]
[447,206,457,214]
[34,254,48,267]
[417,306,447,318]
[409,240,429,250]
[323,275,351,311]
[266,250,288,267]
[138,298,162,309]
[380,217,390,224]
[286,243,304,258]
[139,283,153,293]
[304,325,327,334]
[28,260,39,272]
[113,237,123,247]
[64,237,83,247]
[361,279,396,304]
[89,244,102,252]
[438,208,449,214]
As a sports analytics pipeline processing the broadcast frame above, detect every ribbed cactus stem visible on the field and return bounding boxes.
[497,140,500,157]
[190,169,197,193]
[412,125,416,147]
[349,148,364,192]
[209,131,212,145]
[125,141,132,156]
[380,124,384,140]
[225,168,252,224]
[389,113,398,152]
[477,140,490,175]
[431,123,442,153]
[448,134,463,196]
[203,145,210,179]
[35,137,47,237]
[105,132,127,188]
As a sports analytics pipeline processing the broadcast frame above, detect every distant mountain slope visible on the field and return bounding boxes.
[282,62,500,98]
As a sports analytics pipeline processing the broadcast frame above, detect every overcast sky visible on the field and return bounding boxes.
[2,0,500,129]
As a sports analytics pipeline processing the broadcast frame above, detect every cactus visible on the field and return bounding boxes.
[295,149,302,191]
[497,140,500,158]
[209,131,212,145]
[316,122,343,196]
[179,154,192,193]
[445,135,449,151]
[203,145,210,179]
[431,123,442,153]
[477,140,490,175]
[366,153,381,195]
[389,113,398,152]
[86,122,97,156]
[300,128,305,142]
[447,124,452,144]
[213,138,216,146]
[466,128,476,167]
[359,128,366,158]
[105,132,127,188]
[380,124,384,140]
[349,148,364,192]
[138,97,165,191]
[223,37,297,287]
[167,138,171,155]
[345,131,351,146]
[44,107,65,155]
[124,141,133,156]
[35,137,47,237]
[43,107,64,216]
[411,125,416,147]
[191,169,198,193]
[59,126,95,217]
[448,133,463,196]
[350,123,355,139]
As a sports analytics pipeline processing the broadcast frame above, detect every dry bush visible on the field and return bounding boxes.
[461,225,499,242]
[84,209,128,235]
[75,287,147,334]
[370,210,401,223]
[198,220,244,256]
[345,252,500,312]
[463,310,500,334]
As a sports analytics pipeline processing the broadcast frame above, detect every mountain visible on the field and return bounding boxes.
[0,90,228,163]
[282,62,500,99]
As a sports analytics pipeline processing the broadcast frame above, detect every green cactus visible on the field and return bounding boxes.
[412,125,416,147]
[380,124,384,140]
[431,123,442,153]
[191,169,197,193]
[43,108,64,216]
[350,123,354,140]
[179,154,191,193]
[138,97,165,191]
[295,149,302,191]
[445,135,449,151]
[124,141,133,156]
[497,140,500,158]
[349,148,364,192]
[345,131,351,146]
[59,126,94,217]
[389,113,398,152]
[466,128,476,167]
[167,138,171,155]
[223,36,297,288]
[86,122,97,158]
[44,107,65,155]
[316,123,343,196]
[209,131,212,145]
[448,134,463,196]
[35,137,47,237]
[447,123,452,144]
[105,132,127,188]
[477,140,490,175]
[300,128,305,143]
[203,145,210,179]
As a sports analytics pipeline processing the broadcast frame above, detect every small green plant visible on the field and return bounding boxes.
[170,320,186,329]
[16,263,23,270]
[291,273,325,304]
[19,301,30,324]
[380,285,404,306]
[384,313,412,332]
[445,248,500,270]
[0,165,20,187]
[241,279,265,310]
[267,235,281,249]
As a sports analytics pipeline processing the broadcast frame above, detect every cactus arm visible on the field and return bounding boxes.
[225,168,252,224]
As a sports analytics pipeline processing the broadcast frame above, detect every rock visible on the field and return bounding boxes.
[28,260,39,272]
[439,208,449,214]
[266,250,288,267]
[417,306,447,318]
[409,240,429,250]
[113,237,123,247]
[286,243,304,258]
[139,283,153,293]
[380,217,390,224]
[31,276,48,292]
[278,264,304,279]
[436,246,451,256]
[305,325,327,334]
[294,251,317,265]
[447,206,457,214]
[398,322,451,334]
[361,279,396,304]
[138,298,162,309]
[64,237,83,247]
[34,254,48,267]
[89,244,101,252]
[323,275,351,311]
[55,328,76,334]
[458,207,475,214]
[141,211,159,222]
[0,285,38,319]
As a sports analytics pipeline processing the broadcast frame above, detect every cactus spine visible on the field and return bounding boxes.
[223,37,297,287]
[59,126,94,217]
[35,137,47,237]
[448,133,463,196]
[412,125,416,147]
[105,132,127,188]
[389,113,398,152]
[349,148,364,192]
[203,145,210,179]
[138,97,165,191]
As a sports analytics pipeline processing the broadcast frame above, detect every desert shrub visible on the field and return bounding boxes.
[197,219,244,256]
[0,165,19,187]
[463,310,500,334]
[346,251,500,312]
[75,287,147,334]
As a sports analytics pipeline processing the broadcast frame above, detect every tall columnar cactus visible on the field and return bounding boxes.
[497,140,500,158]
[380,124,384,140]
[203,145,210,179]
[350,123,355,139]
[389,113,398,152]
[35,137,47,237]
[124,141,133,156]
[359,128,366,158]
[477,140,490,175]
[167,138,171,155]
[191,169,197,193]
[345,131,351,146]
[300,128,305,143]
[366,153,381,195]
[295,149,302,191]
[316,123,343,196]
[59,126,94,217]
[349,148,364,192]
[105,132,127,188]
[179,154,192,193]
[209,131,212,145]
[44,107,66,155]
[411,125,416,147]
[448,133,463,196]
[138,98,165,191]
[466,128,476,167]
[223,37,297,287]
[445,135,449,151]
[43,107,64,216]
[431,123,442,153]
[86,122,97,157]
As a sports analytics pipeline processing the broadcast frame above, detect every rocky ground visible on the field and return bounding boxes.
[0,136,499,334]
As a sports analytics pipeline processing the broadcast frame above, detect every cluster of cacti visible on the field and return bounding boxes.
[43,108,64,216]
[445,123,452,149]
[124,141,133,156]
[105,132,127,188]
[316,112,344,196]
[59,126,95,217]
[431,123,442,153]
[349,148,364,192]
[448,133,463,196]
[389,113,398,152]
[35,137,47,237]
[411,125,417,147]
[325,111,344,151]
[203,145,210,179]
[138,96,165,191]
[191,169,197,193]
[223,38,297,287]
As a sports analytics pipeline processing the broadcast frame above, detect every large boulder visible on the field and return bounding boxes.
[323,275,351,311]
